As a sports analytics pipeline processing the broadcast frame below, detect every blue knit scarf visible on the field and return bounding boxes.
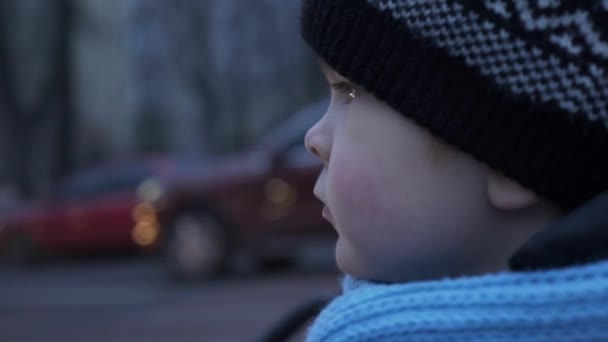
[307,260,608,341]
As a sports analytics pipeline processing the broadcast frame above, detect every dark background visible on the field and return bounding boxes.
[0,1,338,341]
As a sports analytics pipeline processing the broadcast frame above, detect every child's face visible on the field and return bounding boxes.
[305,66,515,283]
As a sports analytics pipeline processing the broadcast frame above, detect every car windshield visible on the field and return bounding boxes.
[257,99,328,151]
[59,165,155,201]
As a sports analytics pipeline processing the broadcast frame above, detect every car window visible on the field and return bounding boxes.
[105,168,154,193]
[60,166,154,201]
[281,143,320,168]
[258,99,328,150]
[60,174,108,201]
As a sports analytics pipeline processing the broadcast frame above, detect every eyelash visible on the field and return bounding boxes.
[330,82,356,104]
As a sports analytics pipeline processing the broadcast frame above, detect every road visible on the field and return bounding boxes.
[0,255,340,342]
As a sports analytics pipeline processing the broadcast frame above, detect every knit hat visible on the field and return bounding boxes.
[301,0,608,209]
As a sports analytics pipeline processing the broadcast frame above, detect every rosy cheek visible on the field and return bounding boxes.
[327,153,382,228]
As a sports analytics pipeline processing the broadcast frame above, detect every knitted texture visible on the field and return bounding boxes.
[301,0,608,209]
[306,261,608,341]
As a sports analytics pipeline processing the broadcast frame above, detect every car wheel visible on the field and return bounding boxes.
[164,211,229,281]
[2,232,40,264]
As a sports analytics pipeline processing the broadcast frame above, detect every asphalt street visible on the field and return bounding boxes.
[0,255,340,342]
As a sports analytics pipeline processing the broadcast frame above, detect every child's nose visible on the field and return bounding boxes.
[305,120,330,163]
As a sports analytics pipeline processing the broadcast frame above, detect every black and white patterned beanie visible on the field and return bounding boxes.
[301,0,608,210]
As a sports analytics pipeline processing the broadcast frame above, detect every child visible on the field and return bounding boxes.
[300,0,608,340]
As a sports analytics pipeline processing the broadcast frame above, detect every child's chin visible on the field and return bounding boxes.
[334,237,365,278]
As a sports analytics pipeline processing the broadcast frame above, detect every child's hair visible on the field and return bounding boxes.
[301,0,608,210]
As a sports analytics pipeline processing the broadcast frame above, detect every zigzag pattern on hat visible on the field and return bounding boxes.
[368,0,608,126]
[484,0,608,59]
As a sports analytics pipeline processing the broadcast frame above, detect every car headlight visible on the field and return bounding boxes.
[132,202,160,246]
[137,177,166,203]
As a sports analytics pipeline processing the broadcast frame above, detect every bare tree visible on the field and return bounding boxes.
[0,0,74,198]
[127,0,326,154]
[0,0,327,200]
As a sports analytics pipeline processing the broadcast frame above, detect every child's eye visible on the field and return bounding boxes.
[330,82,357,104]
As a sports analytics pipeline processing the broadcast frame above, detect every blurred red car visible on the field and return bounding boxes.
[0,99,334,279]
[0,156,183,261]
[160,99,335,279]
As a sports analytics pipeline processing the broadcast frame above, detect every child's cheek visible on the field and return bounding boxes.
[328,152,384,230]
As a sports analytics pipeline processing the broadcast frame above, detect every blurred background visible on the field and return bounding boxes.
[0,1,340,341]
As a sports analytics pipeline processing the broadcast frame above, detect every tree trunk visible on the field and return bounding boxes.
[54,0,74,182]
[0,0,72,198]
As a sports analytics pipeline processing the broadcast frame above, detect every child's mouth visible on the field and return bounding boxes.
[322,206,334,225]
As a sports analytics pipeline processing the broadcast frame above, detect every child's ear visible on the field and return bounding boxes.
[487,171,539,211]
